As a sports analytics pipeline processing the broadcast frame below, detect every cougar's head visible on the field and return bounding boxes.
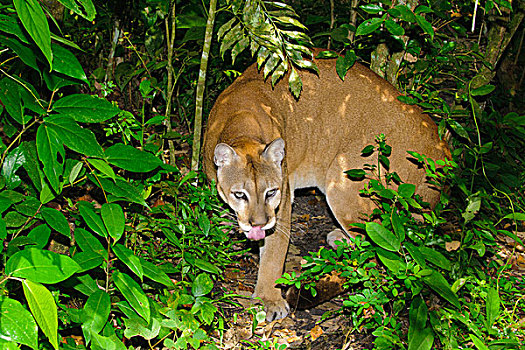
[213,138,285,240]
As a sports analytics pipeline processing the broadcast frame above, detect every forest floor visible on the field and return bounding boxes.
[212,189,525,349]
[216,190,376,349]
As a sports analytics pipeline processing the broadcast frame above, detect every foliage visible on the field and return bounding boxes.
[0,0,242,349]
[277,131,524,348]
[0,0,523,348]
[217,0,315,98]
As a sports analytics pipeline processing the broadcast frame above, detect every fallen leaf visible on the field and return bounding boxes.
[310,325,323,341]
[446,240,461,251]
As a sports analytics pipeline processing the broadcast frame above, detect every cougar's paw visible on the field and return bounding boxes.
[253,292,290,321]
[262,297,290,322]
[326,229,351,249]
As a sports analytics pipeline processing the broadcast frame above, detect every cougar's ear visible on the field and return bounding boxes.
[262,138,285,166]
[214,143,239,167]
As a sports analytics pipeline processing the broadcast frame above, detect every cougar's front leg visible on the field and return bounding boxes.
[253,182,292,321]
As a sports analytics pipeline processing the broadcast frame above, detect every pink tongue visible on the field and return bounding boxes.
[246,226,266,240]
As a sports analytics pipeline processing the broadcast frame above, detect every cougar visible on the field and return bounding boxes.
[203,52,449,321]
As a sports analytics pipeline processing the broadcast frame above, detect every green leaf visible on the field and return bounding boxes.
[391,211,405,241]
[113,244,143,280]
[6,248,81,283]
[375,247,407,273]
[0,78,24,124]
[408,327,433,350]
[140,259,174,287]
[68,161,83,184]
[356,17,384,36]
[27,224,51,249]
[469,334,490,350]
[123,316,161,340]
[51,44,88,83]
[83,290,110,335]
[53,94,120,123]
[74,227,106,256]
[101,203,125,242]
[398,183,415,198]
[36,124,64,193]
[404,242,427,267]
[105,144,162,172]
[471,84,495,96]
[419,246,451,270]
[58,0,96,21]
[502,212,525,221]
[408,297,427,340]
[486,287,500,328]
[390,5,416,22]
[94,176,147,206]
[73,251,104,272]
[385,19,405,36]
[447,119,469,140]
[113,272,150,321]
[20,141,44,191]
[360,4,383,14]
[87,159,116,180]
[1,145,25,189]
[194,258,221,274]
[14,0,53,68]
[345,169,366,180]
[77,201,108,238]
[0,35,40,73]
[288,67,302,99]
[415,15,434,39]
[408,297,433,350]
[44,115,104,157]
[0,296,38,349]
[366,222,401,251]
[22,280,58,350]
[422,270,460,308]
[40,207,70,237]
[192,273,214,297]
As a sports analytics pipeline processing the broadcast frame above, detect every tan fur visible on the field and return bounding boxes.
[203,55,449,321]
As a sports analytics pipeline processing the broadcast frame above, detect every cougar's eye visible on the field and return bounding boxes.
[265,189,277,199]
[233,191,247,200]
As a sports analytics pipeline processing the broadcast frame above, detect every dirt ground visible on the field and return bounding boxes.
[218,189,375,349]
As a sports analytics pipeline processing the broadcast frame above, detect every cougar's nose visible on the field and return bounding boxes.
[249,214,268,228]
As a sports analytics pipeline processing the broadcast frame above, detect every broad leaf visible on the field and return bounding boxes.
[51,44,88,83]
[22,280,58,350]
[356,17,384,36]
[53,94,119,123]
[113,244,143,280]
[0,296,38,349]
[74,228,106,257]
[192,273,214,297]
[113,272,150,321]
[44,115,104,157]
[27,224,51,249]
[140,259,174,287]
[83,290,110,335]
[422,270,460,308]
[105,144,162,172]
[36,124,64,193]
[77,201,108,238]
[101,203,125,242]
[486,287,500,328]
[73,251,104,272]
[6,248,80,283]
[14,0,52,68]
[1,145,25,189]
[40,207,70,237]
[366,222,401,251]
